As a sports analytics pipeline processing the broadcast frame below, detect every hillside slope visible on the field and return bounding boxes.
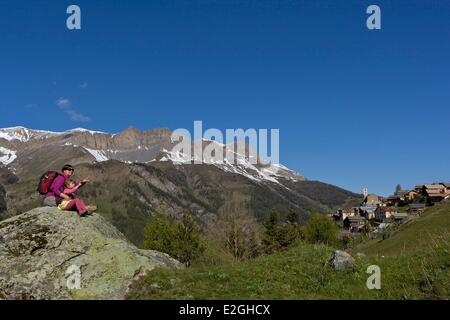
[355,202,450,256]
[127,204,450,300]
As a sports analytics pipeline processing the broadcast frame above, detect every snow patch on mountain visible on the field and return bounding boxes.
[260,163,302,182]
[67,128,109,135]
[0,126,109,142]
[0,127,60,142]
[156,147,279,183]
[0,128,24,142]
[160,149,193,164]
[158,148,303,185]
[84,148,109,162]
[0,147,17,165]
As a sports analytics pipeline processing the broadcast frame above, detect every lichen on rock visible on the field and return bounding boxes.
[0,207,183,300]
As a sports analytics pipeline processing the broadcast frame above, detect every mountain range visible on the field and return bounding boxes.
[0,126,361,245]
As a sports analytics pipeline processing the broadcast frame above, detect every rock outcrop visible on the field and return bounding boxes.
[330,250,355,271]
[0,207,182,300]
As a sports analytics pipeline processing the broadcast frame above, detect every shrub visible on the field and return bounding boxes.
[191,236,235,267]
[214,209,261,262]
[142,208,177,254]
[261,208,304,254]
[304,212,338,245]
[280,223,301,248]
[142,208,205,267]
[280,208,302,247]
[285,208,299,224]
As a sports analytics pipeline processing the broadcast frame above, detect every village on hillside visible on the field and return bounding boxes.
[332,182,450,235]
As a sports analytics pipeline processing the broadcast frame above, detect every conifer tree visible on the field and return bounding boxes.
[262,208,282,254]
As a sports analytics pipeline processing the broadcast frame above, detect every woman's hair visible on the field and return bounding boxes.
[62,164,74,172]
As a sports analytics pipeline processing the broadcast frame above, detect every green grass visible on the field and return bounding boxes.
[127,204,450,300]
[355,203,450,256]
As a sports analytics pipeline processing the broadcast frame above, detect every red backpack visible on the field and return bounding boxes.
[37,171,60,195]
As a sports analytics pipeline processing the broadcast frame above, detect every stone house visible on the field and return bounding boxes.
[375,206,398,222]
[335,208,358,221]
[343,216,367,232]
[359,204,377,220]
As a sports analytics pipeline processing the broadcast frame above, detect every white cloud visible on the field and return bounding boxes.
[66,110,91,122]
[55,96,90,122]
[56,97,71,109]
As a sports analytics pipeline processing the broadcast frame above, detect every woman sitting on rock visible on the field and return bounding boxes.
[44,164,96,216]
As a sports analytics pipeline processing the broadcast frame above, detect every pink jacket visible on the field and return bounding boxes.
[46,171,70,204]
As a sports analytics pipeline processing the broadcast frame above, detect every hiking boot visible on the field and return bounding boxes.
[79,211,89,217]
[86,205,97,213]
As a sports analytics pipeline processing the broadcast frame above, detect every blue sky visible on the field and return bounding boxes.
[0,0,449,195]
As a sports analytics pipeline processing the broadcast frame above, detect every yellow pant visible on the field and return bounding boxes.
[58,200,71,210]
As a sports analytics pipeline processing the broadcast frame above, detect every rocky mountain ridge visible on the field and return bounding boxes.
[0,126,304,185]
